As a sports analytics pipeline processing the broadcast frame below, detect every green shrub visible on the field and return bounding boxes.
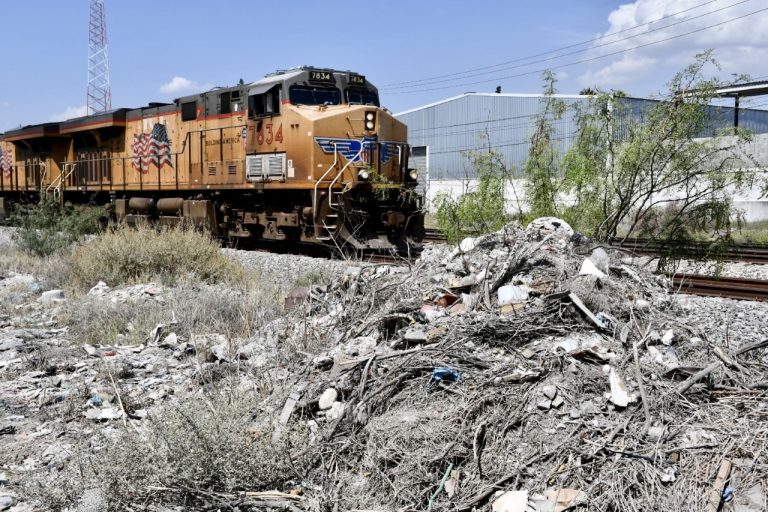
[12,201,104,257]
[67,224,244,290]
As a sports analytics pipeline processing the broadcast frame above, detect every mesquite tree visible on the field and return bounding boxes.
[528,52,761,249]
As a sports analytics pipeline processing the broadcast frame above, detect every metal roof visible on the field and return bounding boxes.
[715,80,768,98]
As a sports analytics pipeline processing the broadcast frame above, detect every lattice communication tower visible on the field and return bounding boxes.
[87,0,111,114]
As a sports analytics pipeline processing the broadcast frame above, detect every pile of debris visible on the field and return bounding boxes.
[1,218,767,511]
[258,218,767,511]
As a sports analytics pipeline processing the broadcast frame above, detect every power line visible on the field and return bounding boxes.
[383,6,768,94]
[383,0,750,90]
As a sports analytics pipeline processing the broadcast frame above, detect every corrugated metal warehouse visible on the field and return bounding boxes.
[396,92,768,186]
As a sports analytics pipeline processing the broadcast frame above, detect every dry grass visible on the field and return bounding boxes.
[23,387,305,511]
[66,224,244,291]
[61,282,280,348]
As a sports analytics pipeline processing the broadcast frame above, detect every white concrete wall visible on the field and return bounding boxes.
[426,173,768,223]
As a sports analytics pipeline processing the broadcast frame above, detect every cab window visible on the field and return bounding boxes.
[289,85,341,106]
[248,86,281,117]
[346,87,379,106]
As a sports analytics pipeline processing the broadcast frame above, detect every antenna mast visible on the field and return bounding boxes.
[87,0,111,114]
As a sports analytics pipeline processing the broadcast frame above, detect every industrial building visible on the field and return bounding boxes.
[396,90,768,216]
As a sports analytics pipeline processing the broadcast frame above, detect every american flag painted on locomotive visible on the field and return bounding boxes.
[131,123,173,173]
[0,147,13,176]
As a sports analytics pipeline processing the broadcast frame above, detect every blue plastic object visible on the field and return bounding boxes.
[431,367,460,385]
[722,486,735,503]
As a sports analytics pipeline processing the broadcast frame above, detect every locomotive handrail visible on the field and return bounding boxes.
[313,143,339,220]
[327,144,364,211]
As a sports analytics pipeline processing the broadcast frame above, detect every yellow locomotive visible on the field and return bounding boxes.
[0,67,424,251]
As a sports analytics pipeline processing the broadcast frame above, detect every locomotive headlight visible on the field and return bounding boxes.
[408,168,419,180]
[364,111,376,131]
[358,169,371,180]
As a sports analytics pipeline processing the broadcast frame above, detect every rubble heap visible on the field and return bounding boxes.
[1,219,767,511]
[260,219,767,511]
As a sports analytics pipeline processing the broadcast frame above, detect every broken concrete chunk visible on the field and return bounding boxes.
[579,258,607,279]
[526,217,574,239]
[445,468,460,498]
[40,289,65,304]
[459,237,477,253]
[498,285,529,305]
[84,407,123,421]
[492,490,529,512]
[608,368,630,407]
[542,385,558,400]
[403,328,428,343]
[318,388,338,410]
[326,401,345,421]
[590,247,610,269]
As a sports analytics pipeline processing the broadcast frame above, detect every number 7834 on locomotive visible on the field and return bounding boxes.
[0,67,425,252]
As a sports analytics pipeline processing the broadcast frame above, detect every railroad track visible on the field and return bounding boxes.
[668,274,768,301]
[423,228,448,244]
[613,237,768,264]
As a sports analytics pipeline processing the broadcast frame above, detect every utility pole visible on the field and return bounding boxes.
[87,0,111,114]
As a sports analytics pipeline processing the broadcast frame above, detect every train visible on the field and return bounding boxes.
[0,67,425,251]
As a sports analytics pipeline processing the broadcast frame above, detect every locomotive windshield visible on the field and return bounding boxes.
[346,87,379,106]
[289,85,341,106]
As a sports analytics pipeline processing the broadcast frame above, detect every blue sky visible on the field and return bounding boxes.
[1,0,766,132]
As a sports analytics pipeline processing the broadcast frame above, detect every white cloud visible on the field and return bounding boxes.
[159,76,211,94]
[0,101,9,108]
[579,0,768,89]
[49,105,88,121]
[580,54,656,88]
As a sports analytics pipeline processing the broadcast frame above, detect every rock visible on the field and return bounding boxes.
[82,344,98,357]
[344,336,377,356]
[445,468,460,498]
[634,299,651,311]
[589,247,610,273]
[403,328,427,343]
[84,407,123,421]
[498,285,529,305]
[318,388,338,410]
[608,368,630,407]
[208,343,228,362]
[162,332,178,347]
[661,329,675,346]
[459,237,477,253]
[542,385,558,400]
[87,281,110,296]
[536,400,551,411]
[326,401,345,420]
[579,258,607,279]
[526,217,574,239]
[40,289,65,304]
[492,490,529,512]
[646,426,664,441]
[0,495,15,510]
[551,396,565,409]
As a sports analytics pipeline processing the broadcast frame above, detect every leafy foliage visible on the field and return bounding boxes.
[435,149,513,243]
[11,200,104,257]
[523,71,568,220]
[526,52,761,269]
